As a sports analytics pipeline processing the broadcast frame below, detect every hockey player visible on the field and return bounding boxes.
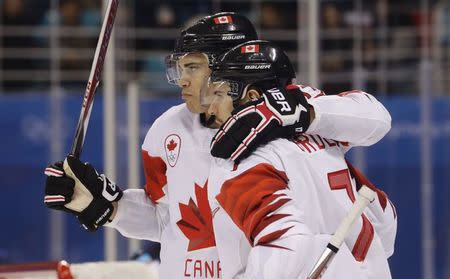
[44,13,393,279]
[205,40,397,278]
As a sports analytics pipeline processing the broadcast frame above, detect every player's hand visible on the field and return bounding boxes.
[44,155,123,231]
[211,84,312,162]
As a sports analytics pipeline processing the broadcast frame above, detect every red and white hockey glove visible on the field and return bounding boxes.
[211,85,312,162]
[44,155,123,231]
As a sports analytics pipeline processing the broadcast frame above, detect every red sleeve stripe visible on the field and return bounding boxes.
[249,200,292,243]
[256,226,294,249]
[337,90,364,96]
[258,242,293,251]
[346,161,388,211]
[302,92,312,99]
[142,150,167,204]
[352,215,374,262]
[216,163,292,246]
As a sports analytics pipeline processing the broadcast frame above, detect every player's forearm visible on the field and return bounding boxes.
[306,92,391,146]
[105,189,165,242]
[346,161,398,257]
[365,197,397,258]
[244,236,306,278]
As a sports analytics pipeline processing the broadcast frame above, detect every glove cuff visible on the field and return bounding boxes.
[294,100,312,134]
[99,174,123,202]
[78,199,114,231]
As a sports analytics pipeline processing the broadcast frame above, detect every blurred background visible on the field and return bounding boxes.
[0,0,449,278]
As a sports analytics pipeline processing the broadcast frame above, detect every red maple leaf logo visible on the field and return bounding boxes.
[176,181,216,251]
[167,139,177,151]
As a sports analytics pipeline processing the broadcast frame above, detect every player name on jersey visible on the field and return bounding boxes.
[293,134,348,153]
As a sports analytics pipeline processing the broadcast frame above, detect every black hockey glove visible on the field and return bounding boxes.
[211,84,312,163]
[44,161,76,213]
[44,155,123,231]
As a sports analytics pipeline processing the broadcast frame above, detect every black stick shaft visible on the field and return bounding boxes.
[70,0,120,158]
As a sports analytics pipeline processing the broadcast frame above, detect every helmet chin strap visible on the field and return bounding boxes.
[200,113,216,127]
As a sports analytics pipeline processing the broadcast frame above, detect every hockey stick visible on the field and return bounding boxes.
[70,0,120,158]
[307,185,376,279]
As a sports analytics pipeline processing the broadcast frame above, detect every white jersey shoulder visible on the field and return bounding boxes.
[142,103,192,153]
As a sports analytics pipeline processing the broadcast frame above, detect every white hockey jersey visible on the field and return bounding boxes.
[110,104,221,278]
[207,136,397,279]
[106,87,392,278]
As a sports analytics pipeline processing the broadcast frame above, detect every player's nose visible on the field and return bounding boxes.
[207,103,217,116]
[177,78,189,88]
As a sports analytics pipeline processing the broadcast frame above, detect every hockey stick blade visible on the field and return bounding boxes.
[307,185,376,279]
[70,0,119,158]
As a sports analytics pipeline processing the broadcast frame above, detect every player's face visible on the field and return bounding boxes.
[176,53,211,113]
[206,81,235,128]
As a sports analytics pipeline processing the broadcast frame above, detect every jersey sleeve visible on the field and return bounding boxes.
[347,161,397,258]
[141,118,169,205]
[215,160,367,278]
[303,88,392,147]
[105,189,167,242]
[242,234,367,279]
[106,117,171,242]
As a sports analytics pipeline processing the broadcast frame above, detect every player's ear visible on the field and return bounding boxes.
[247,89,260,101]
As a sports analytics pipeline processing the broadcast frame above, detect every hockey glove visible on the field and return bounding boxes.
[44,161,76,214]
[44,155,123,231]
[211,84,312,162]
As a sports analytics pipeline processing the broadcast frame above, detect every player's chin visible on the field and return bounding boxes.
[207,121,221,129]
[185,101,204,114]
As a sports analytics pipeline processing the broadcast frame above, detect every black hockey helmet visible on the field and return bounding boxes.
[210,40,296,102]
[165,12,258,84]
